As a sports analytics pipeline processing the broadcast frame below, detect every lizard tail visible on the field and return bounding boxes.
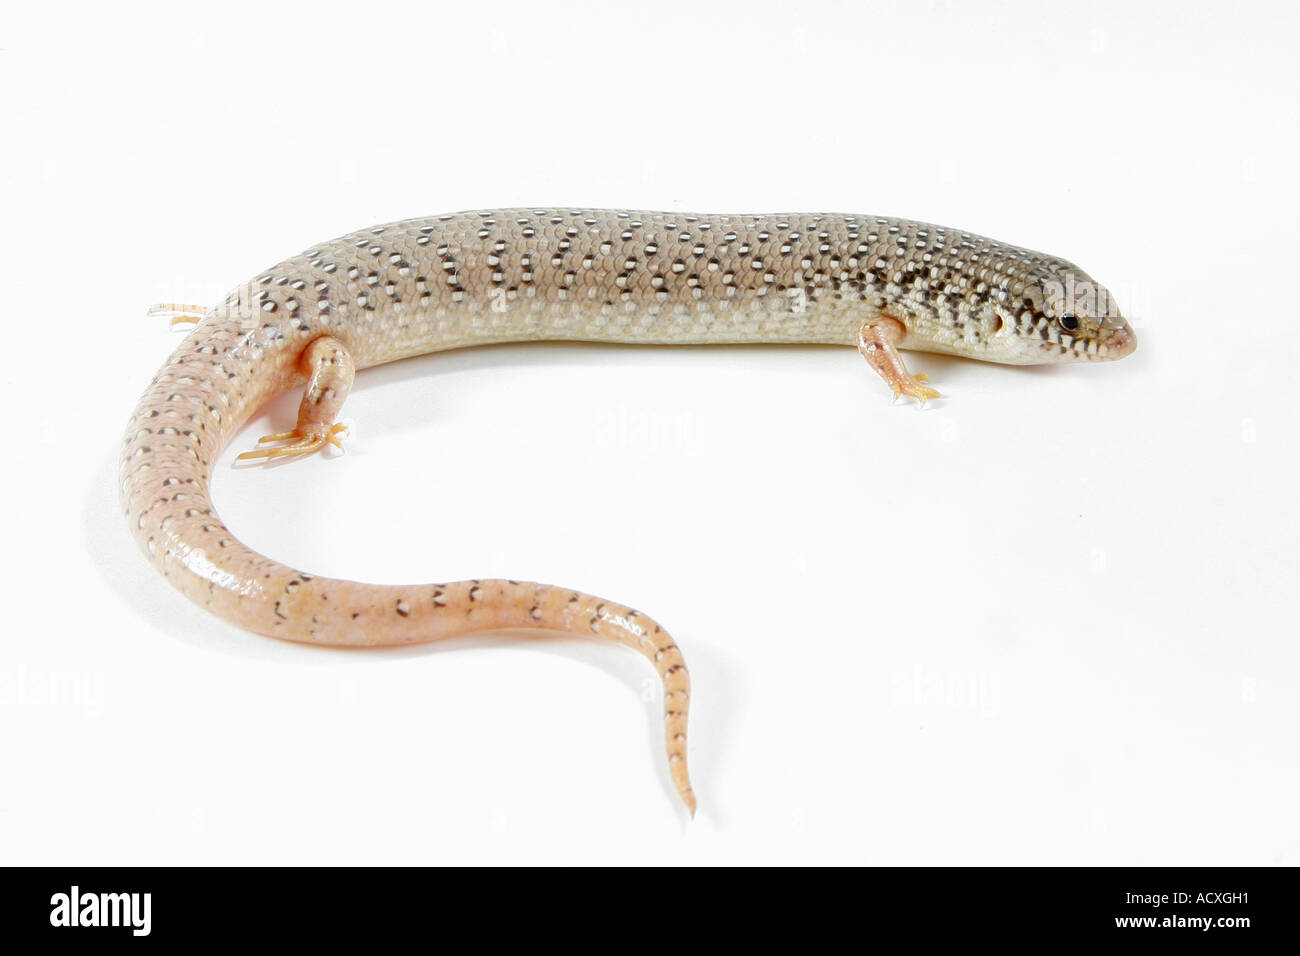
[120,329,696,814]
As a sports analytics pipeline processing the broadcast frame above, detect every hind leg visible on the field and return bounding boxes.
[238,337,355,461]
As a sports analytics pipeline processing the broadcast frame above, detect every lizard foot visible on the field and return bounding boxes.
[890,372,941,405]
[237,422,349,461]
[146,303,207,327]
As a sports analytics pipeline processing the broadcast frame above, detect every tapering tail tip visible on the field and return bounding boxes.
[670,756,696,817]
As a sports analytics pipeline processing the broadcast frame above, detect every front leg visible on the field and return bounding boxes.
[238,336,356,460]
[857,316,941,404]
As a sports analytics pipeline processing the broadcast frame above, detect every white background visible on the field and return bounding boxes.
[2,0,1297,865]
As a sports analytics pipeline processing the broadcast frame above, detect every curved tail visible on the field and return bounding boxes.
[120,322,696,813]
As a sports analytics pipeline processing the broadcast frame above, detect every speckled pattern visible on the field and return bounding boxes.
[121,208,1135,813]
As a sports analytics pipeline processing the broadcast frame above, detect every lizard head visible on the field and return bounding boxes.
[988,262,1136,364]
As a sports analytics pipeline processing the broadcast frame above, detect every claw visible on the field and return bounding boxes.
[324,425,348,449]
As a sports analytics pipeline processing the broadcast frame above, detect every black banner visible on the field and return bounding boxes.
[5,867,1291,944]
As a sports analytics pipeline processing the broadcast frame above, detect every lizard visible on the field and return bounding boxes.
[121,209,1136,815]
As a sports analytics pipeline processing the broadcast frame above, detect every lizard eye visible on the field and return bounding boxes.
[1058,313,1080,332]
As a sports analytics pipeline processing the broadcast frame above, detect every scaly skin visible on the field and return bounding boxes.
[121,209,1136,814]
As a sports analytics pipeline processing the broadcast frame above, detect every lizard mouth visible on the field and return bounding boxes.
[1038,324,1137,362]
[1105,326,1137,359]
